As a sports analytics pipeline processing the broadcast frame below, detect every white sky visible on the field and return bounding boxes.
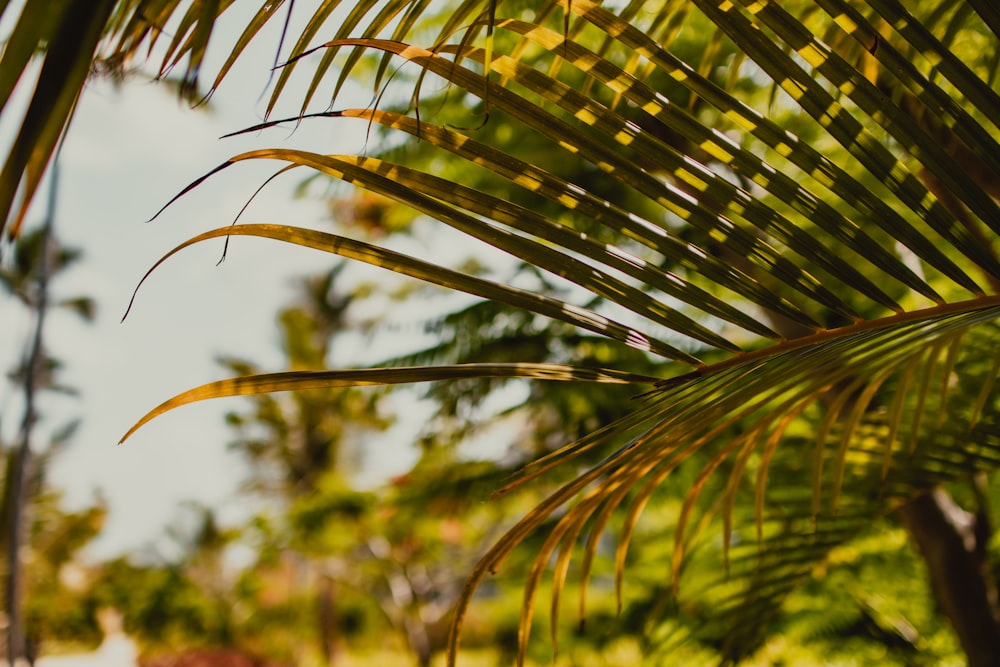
[0,4,462,558]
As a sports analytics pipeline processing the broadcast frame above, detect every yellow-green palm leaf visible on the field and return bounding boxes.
[23,0,999,663]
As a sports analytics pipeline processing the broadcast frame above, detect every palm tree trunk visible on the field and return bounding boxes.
[897,485,1000,667]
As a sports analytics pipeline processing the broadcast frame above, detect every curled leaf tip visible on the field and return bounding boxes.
[120,288,140,323]
[148,161,235,223]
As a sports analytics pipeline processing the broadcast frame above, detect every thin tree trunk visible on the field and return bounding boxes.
[316,576,340,665]
[6,158,59,667]
[897,486,1000,667]
[3,447,30,667]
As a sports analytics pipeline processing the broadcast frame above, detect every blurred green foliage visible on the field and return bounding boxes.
[4,1,1000,665]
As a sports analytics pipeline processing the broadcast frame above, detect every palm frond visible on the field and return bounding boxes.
[0,0,115,239]
[126,221,699,361]
[0,0,501,236]
[121,361,658,443]
[455,305,1000,661]
[110,0,1000,663]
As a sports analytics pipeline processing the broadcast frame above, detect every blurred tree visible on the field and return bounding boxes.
[92,556,231,653]
[221,268,558,666]
[88,503,243,658]
[21,491,107,657]
[0,180,97,663]
[7,1,1000,665]
[219,266,389,664]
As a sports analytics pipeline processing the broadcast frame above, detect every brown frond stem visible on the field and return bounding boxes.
[657,295,1000,386]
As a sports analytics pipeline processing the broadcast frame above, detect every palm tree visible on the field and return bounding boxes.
[5,0,1000,664]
